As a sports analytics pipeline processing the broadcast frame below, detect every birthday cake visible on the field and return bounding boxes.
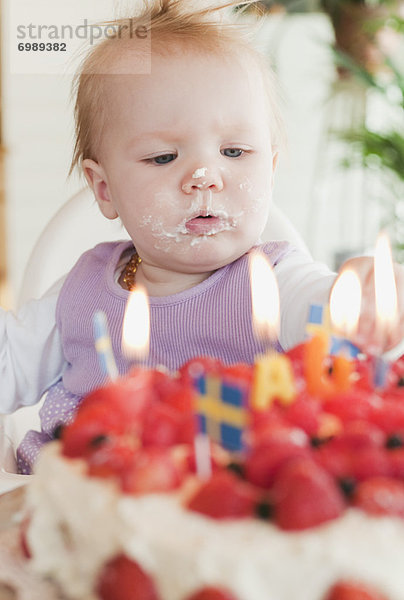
[21,344,404,600]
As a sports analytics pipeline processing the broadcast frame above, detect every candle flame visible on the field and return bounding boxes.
[330,268,362,337]
[374,231,398,337]
[122,285,150,360]
[249,251,280,343]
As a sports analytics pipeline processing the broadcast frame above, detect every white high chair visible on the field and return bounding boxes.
[0,186,310,492]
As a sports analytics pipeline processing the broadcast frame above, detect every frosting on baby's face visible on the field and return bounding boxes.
[89,48,277,275]
[192,167,208,180]
[138,179,267,255]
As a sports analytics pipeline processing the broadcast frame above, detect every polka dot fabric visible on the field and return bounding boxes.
[16,381,81,474]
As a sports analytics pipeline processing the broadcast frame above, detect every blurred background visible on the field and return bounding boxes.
[0,0,403,308]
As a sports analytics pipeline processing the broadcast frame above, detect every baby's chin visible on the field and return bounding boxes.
[141,223,259,269]
[160,236,256,273]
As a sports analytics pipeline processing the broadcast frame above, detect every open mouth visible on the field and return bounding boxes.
[185,215,223,235]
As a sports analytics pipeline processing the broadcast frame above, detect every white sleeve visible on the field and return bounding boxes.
[0,278,67,414]
[275,250,337,351]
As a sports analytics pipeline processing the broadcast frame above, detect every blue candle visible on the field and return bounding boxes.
[374,355,390,388]
[93,310,119,380]
[306,303,360,359]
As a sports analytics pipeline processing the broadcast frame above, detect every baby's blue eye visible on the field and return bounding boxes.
[153,153,176,165]
[222,148,243,158]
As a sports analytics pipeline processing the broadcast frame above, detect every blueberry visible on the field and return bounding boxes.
[338,477,357,498]
[226,462,245,479]
[53,424,65,440]
[255,499,273,520]
[90,434,110,448]
[386,434,404,450]
[310,436,333,448]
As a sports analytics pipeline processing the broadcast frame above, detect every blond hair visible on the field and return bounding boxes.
[69,0,284,176]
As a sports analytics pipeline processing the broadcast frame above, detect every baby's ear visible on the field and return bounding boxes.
[82,159,118,220]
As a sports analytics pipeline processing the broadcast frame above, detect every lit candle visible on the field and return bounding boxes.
[373,231,399,387]
[253,353,296,410]
[93,310,119,380]
[249,252,296,410]
[250,251,280,345]
[304,332,333,396]
[305,269,361,397]
[121,285,150,364]
[330,268,362,343]
[304,333,353,397]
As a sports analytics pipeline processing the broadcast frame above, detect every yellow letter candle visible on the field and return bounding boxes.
[252,353,296,410]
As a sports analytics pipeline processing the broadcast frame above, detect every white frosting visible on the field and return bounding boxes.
[136,184,267,254]
[26,443,404,600]
[192,167,208,179]
[138,189,246,253]
[238,177,253,192]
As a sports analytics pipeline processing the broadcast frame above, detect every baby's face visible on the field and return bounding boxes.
[87,48,277,274]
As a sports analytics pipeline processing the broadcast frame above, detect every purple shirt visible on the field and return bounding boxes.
[17,239,292,473]
[58,240,291,393]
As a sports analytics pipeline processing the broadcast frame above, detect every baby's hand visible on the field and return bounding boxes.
[335,256,404,353]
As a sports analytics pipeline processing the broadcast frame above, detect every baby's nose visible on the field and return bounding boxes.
[181,166,224,194]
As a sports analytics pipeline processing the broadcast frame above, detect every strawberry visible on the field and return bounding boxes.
[163,385,195,413]
[150,369,195,413]
[62,407,123,459]
[272,457,345,530]
[96,554,160,600]
[315,445,353,480]
[87,441,138,483]
[78,374,154,422]
[250,406,289,445]
[371,399,404,434]
[222,363,254,385]
[88,440,183,494]
[187,471,257,519]
[186,586,238,600]
[350,448,392,482]
[252,421,308,447]
[317,444,392,483]
[62,379,151,458]
[324,391,374,424]
[330,421,385,451]
[245,431,309,489]
[177,413,197,445]
[324,580,388,600]
[141,402,182,447]
[121,448,183,494]
[352,477,404,517]
[283,395,321,436]
[388,447,404,478]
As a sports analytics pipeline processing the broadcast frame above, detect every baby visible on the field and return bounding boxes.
[1,0,403,474]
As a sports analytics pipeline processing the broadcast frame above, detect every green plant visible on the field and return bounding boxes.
[335,46,404,261]
[243,0,404,260]
[322,0,403,259]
